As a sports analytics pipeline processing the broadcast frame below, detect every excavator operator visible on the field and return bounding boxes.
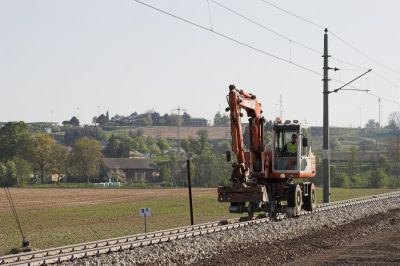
[281,133,298,170]
[284,134,298,156]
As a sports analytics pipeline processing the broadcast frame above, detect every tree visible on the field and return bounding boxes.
[146,136,160,156]
[387,112,400,132]
[149,145,161,157]
[64,126,105,145]
[96,114,108,125]
[182,112,192,126]
[0,161,17,187]
[68,138,103,183]
[0,121,31,162]
[157,138,170,156]
[50,144,69,182]
[213,111,229,126]
[14,157,32,185]
[219,114,230,126]
[70,116,80,126]
[213,112,222,126]
[136,114,153,126]
[32,134,56,183]
[151,112,161,126]
[365,119,379,129]
[133,136,148,154]
[215,140,231,155]
[107,168,125,182]
[103,135,122,158]
[197,130,211,154]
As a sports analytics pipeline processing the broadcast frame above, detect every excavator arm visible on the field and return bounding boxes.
[227,84,265,183]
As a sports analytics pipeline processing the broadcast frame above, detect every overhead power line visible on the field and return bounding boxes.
[132,0,321,76]
[259,0,400,76]
[260,0,324,30]
[210,0,320,55]
[329,31,400,75]
[372,71,400,89]
[211,0,370,73]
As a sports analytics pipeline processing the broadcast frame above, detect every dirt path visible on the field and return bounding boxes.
[198,209,400,265]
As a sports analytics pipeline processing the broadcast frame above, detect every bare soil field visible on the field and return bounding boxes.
[0,188,215,213]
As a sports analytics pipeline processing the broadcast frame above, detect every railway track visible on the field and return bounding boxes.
[1,191,400,266]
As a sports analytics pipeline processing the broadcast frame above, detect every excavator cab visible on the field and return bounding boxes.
[271,119,315,179]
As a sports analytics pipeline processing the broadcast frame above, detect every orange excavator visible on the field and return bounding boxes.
[218,85,316,217]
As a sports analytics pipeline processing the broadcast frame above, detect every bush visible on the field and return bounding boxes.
[0,161,17,187]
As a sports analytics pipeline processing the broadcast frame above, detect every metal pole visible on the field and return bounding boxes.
[378,98,381,129]
[187,159,194,225]
[144,214,147,233]
[177,106,181,158]
[397,135,399,179]
[323,28,330,203]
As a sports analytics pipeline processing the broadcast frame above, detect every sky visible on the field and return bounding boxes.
[0,0,399,127]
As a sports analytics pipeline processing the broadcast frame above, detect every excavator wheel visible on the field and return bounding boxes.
[303,183,317,212]
[288,184,302,216]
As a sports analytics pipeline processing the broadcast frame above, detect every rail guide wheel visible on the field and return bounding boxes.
[288,184,302,216]
[304,183,317,212]
[247,202,257,218]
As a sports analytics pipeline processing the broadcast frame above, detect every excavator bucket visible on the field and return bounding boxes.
[217,185,267,203]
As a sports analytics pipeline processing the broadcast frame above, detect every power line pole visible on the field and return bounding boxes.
[172,106,186,157]
[279,95,283,119]
[397,135,399,179]
[378,98,381,129]
[323,28,330,203]
[172,106,186,187]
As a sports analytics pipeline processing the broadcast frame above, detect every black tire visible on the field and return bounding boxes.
[287,184,297,207]
[304,183,317,212]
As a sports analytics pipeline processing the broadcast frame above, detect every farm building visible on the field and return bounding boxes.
[190,118,208,127]
[103,158,160,183]
[330,151,390,168]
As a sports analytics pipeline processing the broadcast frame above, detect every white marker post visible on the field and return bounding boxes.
[139,208,152,233]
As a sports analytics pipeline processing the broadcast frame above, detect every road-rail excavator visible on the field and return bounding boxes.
[218,85,316,218]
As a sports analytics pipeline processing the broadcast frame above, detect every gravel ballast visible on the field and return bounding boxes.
[67,197,400,266]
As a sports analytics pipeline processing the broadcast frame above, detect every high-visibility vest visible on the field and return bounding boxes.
[287,142,297,154]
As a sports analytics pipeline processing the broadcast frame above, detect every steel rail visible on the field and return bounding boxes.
[1,191,400,266]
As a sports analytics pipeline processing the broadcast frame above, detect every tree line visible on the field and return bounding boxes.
[0,121,231,188]
[0,122,102,185]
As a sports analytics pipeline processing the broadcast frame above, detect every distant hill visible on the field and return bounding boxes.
[105,126,231,140]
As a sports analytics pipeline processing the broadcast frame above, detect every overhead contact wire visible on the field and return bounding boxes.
[132,0,321,77]
[259,0,400,78]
